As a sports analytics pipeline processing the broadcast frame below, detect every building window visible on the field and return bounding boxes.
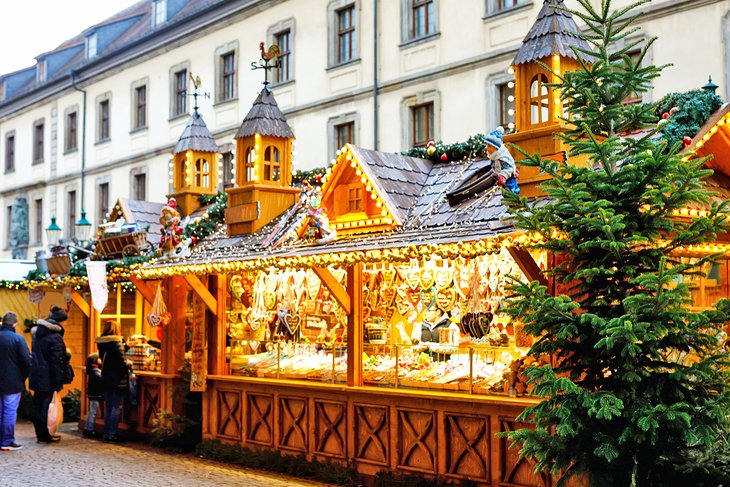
[263,146,281,182]
[337,6,355,64]
[174,69,188,116]
[132,172,146,200]
[348,185,363,212]
[221,151,234,189]
[34,198,43,244]
[65,111,78,152]
[153,0,167,26]
[97,182,109,224]
[275,30,292,84]
[66,190,77,240]
[98,99,110,142]
[33,121,44,164]
[194,158,210,187]
[5,133,14,173]
[411,102,433,147]
[335,121,354,149]
[244,146,256,182]
[487,0,531,14]
[498,81,516,130]
[220,51,236,102]
[133,85,147,130]
[529,73,550,125]
[86,33,97,59]
[37,61,46,84]
[411,0,435,39]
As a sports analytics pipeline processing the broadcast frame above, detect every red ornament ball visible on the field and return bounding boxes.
[661,112,669,120]
[440,153,448,161]
[683,136,692,146]
[427,140,435,147]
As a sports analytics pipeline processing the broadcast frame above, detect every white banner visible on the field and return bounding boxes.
[85,261,108,312]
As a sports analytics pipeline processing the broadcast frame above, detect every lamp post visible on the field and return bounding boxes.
[45,216,62,246]
[75,209,92,243]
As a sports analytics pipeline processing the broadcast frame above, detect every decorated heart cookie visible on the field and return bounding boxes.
[420,268,435,290]
[436,288,457,312]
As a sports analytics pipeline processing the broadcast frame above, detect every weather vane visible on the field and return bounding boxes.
[251,42,282,90]
[188,73,210,113]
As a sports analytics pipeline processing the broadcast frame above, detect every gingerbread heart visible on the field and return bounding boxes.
[435,268,453,290]
[420,268,435,290]
[380,287,396,306]
[285,314,302,332]
[436,288,456,312]
[382,269,397,287]
[264,291,277,310]
[382,305,396,323]
[395,291,412,316]
[406,288,421,307]
[368,288,380,309]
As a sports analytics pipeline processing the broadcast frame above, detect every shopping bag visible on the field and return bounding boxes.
[47,392,64,436]
[147,285,171,327]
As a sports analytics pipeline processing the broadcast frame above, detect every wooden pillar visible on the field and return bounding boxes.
[209,274,228,375]
[347,262,363,387]
[162,276,187,376]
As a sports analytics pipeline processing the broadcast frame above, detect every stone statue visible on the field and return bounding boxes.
[9,196,29,259]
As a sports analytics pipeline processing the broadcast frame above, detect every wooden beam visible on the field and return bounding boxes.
[129,275,157,305]
[346,263,363,387]
[507,246,548,287]
[312,267,351,315]
[183,274,218,316]
[70,291,90,318]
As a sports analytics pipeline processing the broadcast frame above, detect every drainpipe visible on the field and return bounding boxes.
[70,70,87,219]
[373,0,379,150]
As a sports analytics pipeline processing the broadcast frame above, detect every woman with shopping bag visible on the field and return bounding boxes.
[96,320,129,442]
[29,305,69,444]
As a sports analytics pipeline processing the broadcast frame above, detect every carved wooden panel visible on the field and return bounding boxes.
[313,400,347,458]
[500,419,551,487]
[354,403,389,466]
[278,395,308,452]
[445,413,490,482]
[216,390,242,440]
[141,381,161,428]
[397,408,437,474]
[246,393,273,446]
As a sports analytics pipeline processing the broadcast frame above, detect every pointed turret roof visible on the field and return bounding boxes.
[235,88,295,139]
[512,0,593,66]
[173,111,220,154]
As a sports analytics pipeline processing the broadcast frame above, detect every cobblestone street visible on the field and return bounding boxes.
[1,422,328,487]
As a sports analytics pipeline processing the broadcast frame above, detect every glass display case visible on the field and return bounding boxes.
[229,340,347,383]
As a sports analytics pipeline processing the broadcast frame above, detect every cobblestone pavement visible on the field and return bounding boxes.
[1,421,328,487]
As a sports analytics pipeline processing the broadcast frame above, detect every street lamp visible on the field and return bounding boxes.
[702,76,719,95]
[45,216,62,245]
[75,209,92,243]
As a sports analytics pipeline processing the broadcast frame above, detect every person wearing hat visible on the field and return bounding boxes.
[96,320,130,442]
[29,305,69,443]
[0,311,31,451]
[484,127,520,195]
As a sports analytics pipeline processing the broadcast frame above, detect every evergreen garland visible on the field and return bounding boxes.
[182,192,228,241]
[652,89,723,150]
[401,133,491,162]
[501,1,730,485]
[292,167,327,186]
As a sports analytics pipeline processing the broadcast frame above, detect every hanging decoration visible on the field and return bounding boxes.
[147,285,171,327]
[85,260,109,312]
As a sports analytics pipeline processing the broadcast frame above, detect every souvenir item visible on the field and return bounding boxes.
[380,287,396,307]
[435,268,453,290]
[147,285,171,327]
[436,288,456,312]
[420,268,435,290]
[382,268,397,288]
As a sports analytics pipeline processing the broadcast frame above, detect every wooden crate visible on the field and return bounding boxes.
[96,231,149,258]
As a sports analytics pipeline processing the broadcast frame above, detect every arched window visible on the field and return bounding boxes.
[529,73,550,125]
[244,146,256,182]
[263,146,281,182]
[194,158,210,187]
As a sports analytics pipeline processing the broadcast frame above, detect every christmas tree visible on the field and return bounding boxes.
[502,0,730,485]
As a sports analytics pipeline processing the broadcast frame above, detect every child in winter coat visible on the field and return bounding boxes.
[82,353,104,438]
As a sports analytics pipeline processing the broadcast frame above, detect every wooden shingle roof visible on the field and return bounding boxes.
[173,111,220,154]
[235,88,295,139]
[513,0,593,66]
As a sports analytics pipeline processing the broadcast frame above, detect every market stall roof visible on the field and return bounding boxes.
[513,0,594,66]
[141,146,514,275]
[684,103,730,178]
[108,198,166,237]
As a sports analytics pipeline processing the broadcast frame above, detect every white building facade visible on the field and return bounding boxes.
[0,0,728,259]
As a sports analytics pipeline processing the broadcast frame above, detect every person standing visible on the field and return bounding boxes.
[29,305,68,443]
[0,312,31,451]
[96,320,129,442]
[82,353,104,438]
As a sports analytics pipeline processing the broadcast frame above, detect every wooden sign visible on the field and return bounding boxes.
[225,202,259,223]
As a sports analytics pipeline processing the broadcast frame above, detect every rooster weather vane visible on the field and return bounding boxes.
[252,42,282,89]
[189,73,209,114]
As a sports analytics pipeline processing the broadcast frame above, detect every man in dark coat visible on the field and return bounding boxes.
[0,311,31,451]
[29,305,68,443]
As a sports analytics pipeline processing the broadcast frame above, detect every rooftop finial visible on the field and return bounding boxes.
[251,42,282,91]
[702,75,719,94]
